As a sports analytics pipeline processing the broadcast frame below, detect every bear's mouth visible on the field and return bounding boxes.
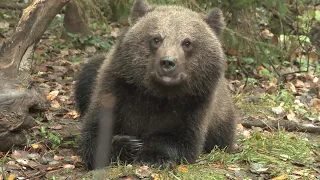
[151,72,187,86]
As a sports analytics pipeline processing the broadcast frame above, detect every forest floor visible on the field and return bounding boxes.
[0,10,320,180]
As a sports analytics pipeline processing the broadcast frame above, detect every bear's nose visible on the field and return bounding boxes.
[159,56,177,72]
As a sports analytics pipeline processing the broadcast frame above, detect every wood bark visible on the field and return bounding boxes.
[0,0,70,152]
[63,0,91,37]
[0,0,70,75]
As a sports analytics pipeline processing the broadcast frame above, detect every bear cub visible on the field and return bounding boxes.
[75,0,236,170]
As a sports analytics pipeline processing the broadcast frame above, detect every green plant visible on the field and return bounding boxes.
[66,31,115,51]
[39,126,62,147]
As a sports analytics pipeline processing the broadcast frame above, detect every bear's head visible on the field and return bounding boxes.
[113,0,226,97]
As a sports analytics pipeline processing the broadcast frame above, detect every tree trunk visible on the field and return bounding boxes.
[63,0,91,38]
[0,0,70,152]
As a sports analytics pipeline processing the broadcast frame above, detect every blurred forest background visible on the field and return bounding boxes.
[1,0,319,82]
[0,0,319,179]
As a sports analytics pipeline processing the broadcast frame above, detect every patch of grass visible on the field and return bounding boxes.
[79,131,316,179]
[203,131,314,177]
[234,93,274,118]
[87,164,227,179]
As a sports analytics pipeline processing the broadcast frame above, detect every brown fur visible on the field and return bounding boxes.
[75,0,235,170]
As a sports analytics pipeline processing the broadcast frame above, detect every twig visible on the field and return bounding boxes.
[242,117,320,134]
[280,70,308,77]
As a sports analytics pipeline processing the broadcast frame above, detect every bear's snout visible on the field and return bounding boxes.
[159,56,177,75]
[152,56,187,86]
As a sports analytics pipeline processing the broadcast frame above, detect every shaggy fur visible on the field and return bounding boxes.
[75,0,236,170]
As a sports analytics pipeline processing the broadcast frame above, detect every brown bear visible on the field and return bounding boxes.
[75,0,236,170]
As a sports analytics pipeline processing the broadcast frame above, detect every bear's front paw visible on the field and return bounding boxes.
[134,150,174,169]
[112,135,143,162]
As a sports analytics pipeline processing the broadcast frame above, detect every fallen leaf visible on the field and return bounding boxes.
[292,170,305,176]
[85,46,96,53]
[313,98,320,112]
[226,48,237,56]
[237,123,244,131]
[272,106,283,115]
[54,155,64,161]
[111,27,120,38]
[59,95,68,102]
[59,39,66,43]
[135,165,151,178]
[279,154,290,160]
[250,162,268,174]
[261,29,274,39]
[63,164,75,169]
[31,143,41,149]
[243,130,251,138]
[271,174,289,180]
[16,158,29,165]
[294,79,304,88]
[50,100,61,109]
[286,110,296,121]
[27,153,40,160]
[227,165,241,171]
[309,51,318,61]
[49,124,63,130]
[7,174,17,180]
[60,48,69,56]
[71,156,80,160]
[11,150,28,159]
[177,165,188,172]
[63,110,80,119]
[151,173,162,180]
[47,90,59,101]
[287,83,297,94]
[0,21,9,29]
[266,82,277,92]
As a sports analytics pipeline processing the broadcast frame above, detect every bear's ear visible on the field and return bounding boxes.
[130,0,151,24]
[204,8,226,37]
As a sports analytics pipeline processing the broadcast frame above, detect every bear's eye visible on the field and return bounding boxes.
[150,35,163,50]
[154,38,160,43]
[182,39,192,52]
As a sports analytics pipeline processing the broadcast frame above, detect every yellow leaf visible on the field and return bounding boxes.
[272,174,289,180]
[31,143,40,149]
[63,110,80,119]
[236,123,244,131]
[151,173,162,180]
[177,165,188,173]
[7,174,17,180]
[71,155,80,160]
